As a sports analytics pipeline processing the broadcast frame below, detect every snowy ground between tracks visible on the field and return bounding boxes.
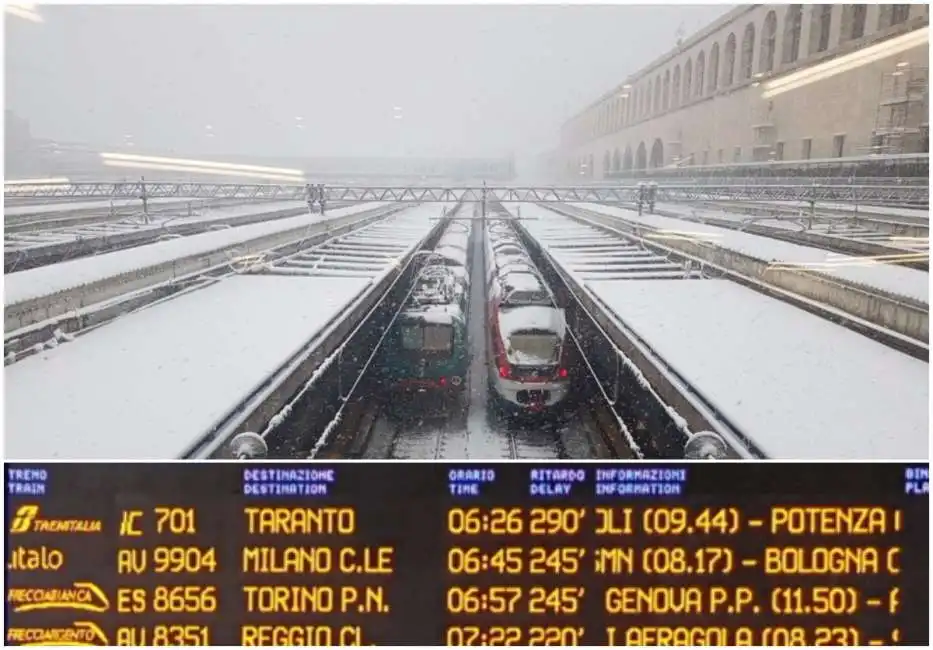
[575,203,929,304]
[5,202,385,306]
[589,278,928,460]
[5,274,370,459]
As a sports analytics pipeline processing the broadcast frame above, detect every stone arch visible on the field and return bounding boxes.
[724,33,737,86]
[672,65,682,108]
[740,22,756,81]
[603,151,611,173]
[783,5,802,62]
[650,138,665,169]
[663,70,671,110]
[708,42,720,91]
[683,58,693,104]
[760,10,777,73]
[644,80,652,117]
[635,142,647,170]
[612,148,621,172]
[654,74,662,114]
[810,5,832,54]
[695,51,706,97]
[622,146,634,171]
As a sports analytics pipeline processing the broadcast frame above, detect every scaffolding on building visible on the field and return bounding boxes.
[871,64,929,155]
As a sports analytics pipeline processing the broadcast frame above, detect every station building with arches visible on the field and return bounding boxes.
[557,4,929,180]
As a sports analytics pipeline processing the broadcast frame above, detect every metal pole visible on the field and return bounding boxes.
[481,181,487,221]
[140,176,149,223]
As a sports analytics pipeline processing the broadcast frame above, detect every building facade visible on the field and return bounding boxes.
[559,4,929,180]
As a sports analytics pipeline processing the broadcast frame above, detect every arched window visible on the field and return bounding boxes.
[708,43,720,92]
[603,151,611,172]
[841,5,867,41]
[759,11,777,72]
[810,5,832,54]
[672,65,682,108]
[663,70,671,110]
[683,58,693,104]
[740,23,755,80]
[612,148,620,172]
[782,5,802,63]
[695,51,706,97]
[724,33,736,86]
[654,74,662,114]
[891,5,911,25]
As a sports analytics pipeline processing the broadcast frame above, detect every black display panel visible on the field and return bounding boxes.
[4,462,929,646]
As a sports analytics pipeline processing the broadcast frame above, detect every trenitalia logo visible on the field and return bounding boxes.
[9,505,102,534]
[8,582,111,614]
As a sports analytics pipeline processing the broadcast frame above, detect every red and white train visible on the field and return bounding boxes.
[484,214,570,413]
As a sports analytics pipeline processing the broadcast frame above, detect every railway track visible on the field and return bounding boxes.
[4,203,408,364]
[557,202,927,358]
[248,201,631,462]
[3,202,323,272]
[2,198,254,233]
[650,202,929,271]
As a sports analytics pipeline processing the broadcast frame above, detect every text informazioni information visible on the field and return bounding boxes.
[4,462,929,646]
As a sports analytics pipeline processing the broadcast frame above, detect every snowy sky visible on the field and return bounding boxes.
[6,4,730,159]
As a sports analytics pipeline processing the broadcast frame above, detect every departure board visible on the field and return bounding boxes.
[4,462,929,646]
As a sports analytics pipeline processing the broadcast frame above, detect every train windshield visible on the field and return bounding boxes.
[507,332,561,366]
[400,323,453,353]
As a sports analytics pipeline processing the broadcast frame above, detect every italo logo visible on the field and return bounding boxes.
[9,505,102,534]
[5,621,109,646]
[8,582,111,613]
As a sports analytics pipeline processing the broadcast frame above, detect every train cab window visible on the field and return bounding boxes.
[400,323,453,353]
[400,325,423,350]
[508,333,561,365]
[423,325,453,352]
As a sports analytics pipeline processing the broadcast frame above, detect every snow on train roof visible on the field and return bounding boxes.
[498,305,566,339]
[435,244,468,264]
[499,271,545,292]
[401,303,464,325]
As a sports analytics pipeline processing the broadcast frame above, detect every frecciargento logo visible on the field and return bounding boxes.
[9,505,102,534]
[6,621,109,646]
[8,582,111,613]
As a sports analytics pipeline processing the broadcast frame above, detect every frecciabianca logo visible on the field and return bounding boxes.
[9,505,102,534]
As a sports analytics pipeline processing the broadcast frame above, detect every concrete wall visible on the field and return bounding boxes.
[560,4,929,180]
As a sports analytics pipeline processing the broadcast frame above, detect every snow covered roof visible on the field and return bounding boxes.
[434,245,468,266]
[498,305,566,340]
[401,303,464,326]
[500,271,545,293]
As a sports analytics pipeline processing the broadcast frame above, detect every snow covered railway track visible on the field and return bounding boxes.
[325,403,601,461]
[4,197,188,225]
[5,204,449,460]
[690,199,929,226]
[4,203,405,364]
[514,203,928,461]
[656,202,929,271]
[4,202,395,334]
[559,203,927,359]
[3,203,318,272]
[506,205,746,459]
